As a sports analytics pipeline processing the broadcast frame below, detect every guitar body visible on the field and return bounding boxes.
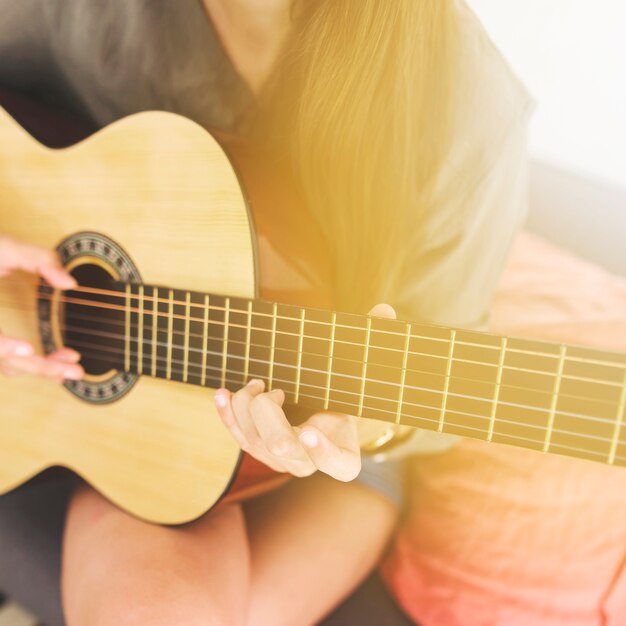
[0,106,314,524]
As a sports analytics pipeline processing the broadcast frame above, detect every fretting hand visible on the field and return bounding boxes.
[213,303,396,481]
[0,235,84,381]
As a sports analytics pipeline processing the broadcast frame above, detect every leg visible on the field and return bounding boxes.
[244,473,399,626]
[62,483,250,626]
[62,472,398,626]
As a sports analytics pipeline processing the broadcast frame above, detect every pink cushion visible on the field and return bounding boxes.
[382,232,626,626]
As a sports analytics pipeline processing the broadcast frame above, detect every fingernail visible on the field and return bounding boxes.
[14,344,33,357]
[299,430,319,449]
[214,390,229,408]
[247,378,262,387]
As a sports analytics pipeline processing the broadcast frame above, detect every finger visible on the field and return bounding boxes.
[39,265,77,290]
[0,335,34,358]
[249,389,308,460]
[214,388,249,450]
[1,354,83,380]
[48,347,82,364]
[295,423,361,482]
[231,378,275,449]
[0,238,76,289]
[216,379,265,450]
[368,303,397,319]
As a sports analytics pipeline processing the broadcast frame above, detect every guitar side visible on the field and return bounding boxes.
[0,108,256,524]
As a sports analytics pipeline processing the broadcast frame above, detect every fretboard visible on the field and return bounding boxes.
[62,283,626,469]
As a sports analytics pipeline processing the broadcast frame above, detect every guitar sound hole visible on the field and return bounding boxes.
[62,264,126,377]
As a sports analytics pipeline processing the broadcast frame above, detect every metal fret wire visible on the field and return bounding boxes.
[438,330,455,433]
[396,322,411,425]
[488,337,507,442]
[543,345,567,453]
[608,369,626,464]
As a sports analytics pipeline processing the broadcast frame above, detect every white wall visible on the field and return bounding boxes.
[468,0,626,192]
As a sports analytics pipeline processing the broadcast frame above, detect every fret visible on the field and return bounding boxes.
[267,302,277,391]
[608,368,626,464]
[329,312,368,416]
[221,296,248,390]
[490,337,560,451]
[324,312,337,410]
[154,287,170,380]
[298,308,333,413]
[151,287,158,377]
[438,329,456,433]
[398,324,449,430]
[165,290,174,380]
[137,285,152,376]
[543,345,567,453]
[169,289,187,383]
[136,285,144,374]
[443,330,501,438]
[246,300,273,385]
[358,317,372,417]
[201,295,209,386]
[550,360,624,461]
[396,323,412,425]
[295,308,305,403]
[124,283,131,372]
[204,293,226,389]
[244,300,252,385]
[128,283,141,374]
[221,297,230,388]
[185,291,205,387]
[271,303,301,402]
[182,292,191,382]
[487,337,507,442]
[361,316,407,424]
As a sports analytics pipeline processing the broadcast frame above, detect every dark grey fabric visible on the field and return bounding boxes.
[0,475,74,626]
[0,0,253,132]
[319,573,416,626]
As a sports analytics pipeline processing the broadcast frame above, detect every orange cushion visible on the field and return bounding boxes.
[382,232,626,626]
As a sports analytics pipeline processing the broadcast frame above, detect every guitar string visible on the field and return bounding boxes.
[2,298,625,399]
[2,278,624,369]
[57,341,626,462]
[57,330,626,447]
[56,313,624,409]
[6,289,626,373]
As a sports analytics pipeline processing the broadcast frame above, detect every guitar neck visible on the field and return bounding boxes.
[63,283,626,468]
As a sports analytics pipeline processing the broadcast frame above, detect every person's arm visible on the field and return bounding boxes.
[0,235,83,380]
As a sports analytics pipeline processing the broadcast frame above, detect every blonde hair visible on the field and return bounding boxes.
[248,0,459,314]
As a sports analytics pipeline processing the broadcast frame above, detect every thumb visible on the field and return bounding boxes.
[368,303,396,320]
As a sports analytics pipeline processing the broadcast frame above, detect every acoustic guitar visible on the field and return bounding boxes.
[1,104,625,525]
